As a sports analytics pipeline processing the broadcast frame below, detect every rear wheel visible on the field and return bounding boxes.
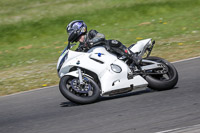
[59,76,100,104]
[144,56,178,91]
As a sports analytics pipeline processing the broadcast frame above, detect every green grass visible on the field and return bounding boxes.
[0,0,200,95]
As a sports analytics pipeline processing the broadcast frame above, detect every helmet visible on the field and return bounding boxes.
[66,20,87,42]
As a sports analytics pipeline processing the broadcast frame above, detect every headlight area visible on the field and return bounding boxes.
[111,64,122,73]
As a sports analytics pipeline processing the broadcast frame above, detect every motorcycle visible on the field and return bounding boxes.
[57,38,178,104]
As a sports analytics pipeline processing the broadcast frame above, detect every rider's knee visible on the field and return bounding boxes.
[108,40,123,47]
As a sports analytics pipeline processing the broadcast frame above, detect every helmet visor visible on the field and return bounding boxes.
[72,22,82,29]
[67,22,83,34]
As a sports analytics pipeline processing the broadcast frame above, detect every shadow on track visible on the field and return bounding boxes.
[59,86,179,107]
[60,88,154,107]
[100,88,153,102]
[60,102,80,107]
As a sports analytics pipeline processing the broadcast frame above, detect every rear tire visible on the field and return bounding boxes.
[59,76,101,104]
[144,56,178,91]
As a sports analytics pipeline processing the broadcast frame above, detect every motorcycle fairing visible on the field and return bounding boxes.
[58,46,148,95]
[130,38,152,56]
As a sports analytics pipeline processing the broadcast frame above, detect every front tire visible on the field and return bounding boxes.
[144,56,178,91]
[59,76,101,104]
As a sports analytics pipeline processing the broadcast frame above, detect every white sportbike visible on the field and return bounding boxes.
[57,39,178,104]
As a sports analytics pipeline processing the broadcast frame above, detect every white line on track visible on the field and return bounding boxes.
[155,124,200,133]
[1,56,200,98]
[172,56,200,63]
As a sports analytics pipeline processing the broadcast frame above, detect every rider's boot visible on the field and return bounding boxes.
[120,46,141,70]
[128,54,142,73]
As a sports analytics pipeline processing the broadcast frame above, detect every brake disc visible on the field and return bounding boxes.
[70,78,91,94]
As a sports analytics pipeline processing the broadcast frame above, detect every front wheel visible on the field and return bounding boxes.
[59,76,101,104]
[144,56,178,91]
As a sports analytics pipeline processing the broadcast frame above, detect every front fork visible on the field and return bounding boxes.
[77,68,84,85]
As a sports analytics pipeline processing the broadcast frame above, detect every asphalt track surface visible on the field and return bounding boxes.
[0,57,200,133]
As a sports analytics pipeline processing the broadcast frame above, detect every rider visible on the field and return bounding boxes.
[66,20,139,66]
